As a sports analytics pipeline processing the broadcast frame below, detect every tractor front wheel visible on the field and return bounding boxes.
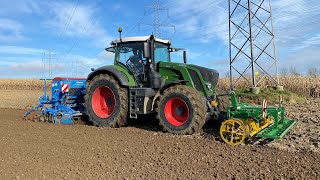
[85,74,128,127]
[156,85,207,135]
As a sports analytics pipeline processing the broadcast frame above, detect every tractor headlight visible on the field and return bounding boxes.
[205,82,212,90]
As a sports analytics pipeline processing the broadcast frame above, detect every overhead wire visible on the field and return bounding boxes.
[123,15,146,36]
[55,0,320,65]
[176,4,320,42]
[60,18,98,62]
[54,0,80,58]
[57,0,101,63]
[58,1,102,61]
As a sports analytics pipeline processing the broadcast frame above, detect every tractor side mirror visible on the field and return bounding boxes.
[143,42,151,59]
[183,50,187,64]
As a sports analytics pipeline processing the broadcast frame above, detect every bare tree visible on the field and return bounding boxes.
[307,68,319,77]
[289,67,300,76]
[224,71,230,78]
[280,68,288,77]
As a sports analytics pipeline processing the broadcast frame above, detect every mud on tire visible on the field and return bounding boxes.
[156,85,207,135]
[85,74,128,127]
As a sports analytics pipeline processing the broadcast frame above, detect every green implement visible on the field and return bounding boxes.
[257,118,296,139]
[220,91,296,145]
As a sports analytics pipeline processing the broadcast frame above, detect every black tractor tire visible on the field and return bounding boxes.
[215,95,229,121]
[85,74,128,127]
[156,85,207,135]
[217,95,229,112]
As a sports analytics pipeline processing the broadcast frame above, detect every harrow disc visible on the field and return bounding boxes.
[220,119,247,145]
[32,115,40,122]
[23,105,37,121]
[48,114,55,123]
[39,115,48,122]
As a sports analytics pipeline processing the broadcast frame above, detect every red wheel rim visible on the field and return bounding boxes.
[164,97,189,126]
[92,86,116,118]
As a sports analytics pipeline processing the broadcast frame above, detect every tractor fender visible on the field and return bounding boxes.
[87,66,129,86]
[151,80,188,111]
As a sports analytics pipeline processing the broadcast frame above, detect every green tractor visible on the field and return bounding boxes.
[85,34,219,135]
[85,33,296,145]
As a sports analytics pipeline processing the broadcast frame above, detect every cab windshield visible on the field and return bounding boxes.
[116,42,146,65]
[107,41,170,65]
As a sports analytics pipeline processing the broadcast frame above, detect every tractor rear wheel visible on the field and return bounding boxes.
[85,74,128,127]
[156,85,207,135]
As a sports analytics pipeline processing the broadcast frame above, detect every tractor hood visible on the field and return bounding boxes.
[189,64,219,89]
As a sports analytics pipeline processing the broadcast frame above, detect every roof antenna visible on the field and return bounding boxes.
[118,27,122,42]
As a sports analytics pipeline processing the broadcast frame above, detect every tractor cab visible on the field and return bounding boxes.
[106,35,183,88]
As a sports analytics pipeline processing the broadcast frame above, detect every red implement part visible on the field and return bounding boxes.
[53,77,87,81]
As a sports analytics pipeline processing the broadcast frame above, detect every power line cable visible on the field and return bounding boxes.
[57,0,101,62]
[53,0,79,61]
[60,17,100,62]
[124,16,146,36]
[177,5,320,42]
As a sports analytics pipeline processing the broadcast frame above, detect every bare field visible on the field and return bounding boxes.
[0,108,319,179]
[0,90,45,109]
[1,88,319,154]
[0,79,319,178]
[268,98,320,153]
[0,79,49,91]
[0,79,50,109]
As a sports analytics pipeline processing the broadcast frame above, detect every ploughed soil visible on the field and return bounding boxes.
[0,108,319,179]
[267,99,320,153]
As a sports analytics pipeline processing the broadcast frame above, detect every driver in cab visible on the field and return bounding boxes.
[127,48,144,72]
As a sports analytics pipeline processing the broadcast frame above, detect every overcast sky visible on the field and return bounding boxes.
[0,0,319,78]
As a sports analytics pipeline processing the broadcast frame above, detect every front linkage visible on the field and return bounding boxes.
[218,91,296,145]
